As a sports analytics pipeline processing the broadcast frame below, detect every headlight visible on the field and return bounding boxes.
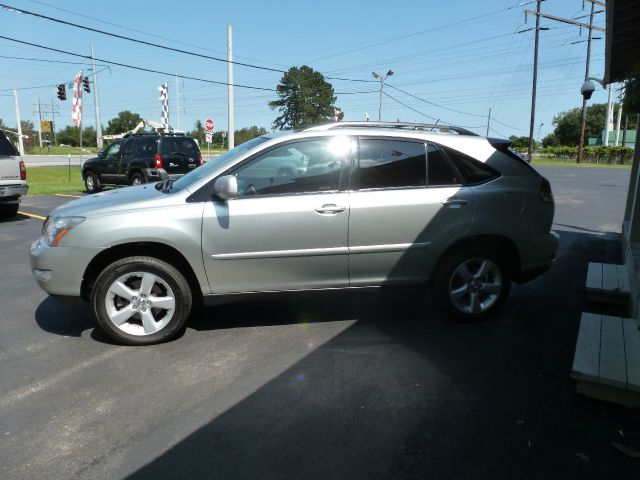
[43,216,85,246]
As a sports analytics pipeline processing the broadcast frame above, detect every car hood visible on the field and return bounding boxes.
[49,184,173,219]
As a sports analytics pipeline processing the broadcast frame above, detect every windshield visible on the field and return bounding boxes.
[171,136,270,192]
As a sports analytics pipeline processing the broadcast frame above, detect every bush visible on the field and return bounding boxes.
[540,145,634,164]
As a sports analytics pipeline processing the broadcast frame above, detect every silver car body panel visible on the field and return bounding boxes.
[0,154,28,204]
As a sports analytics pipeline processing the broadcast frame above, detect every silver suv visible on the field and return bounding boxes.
[30,122,557,345]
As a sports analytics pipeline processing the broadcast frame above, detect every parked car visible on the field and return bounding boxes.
[0,130,28,217]
[31,122,558,345]
[81,132,203,193]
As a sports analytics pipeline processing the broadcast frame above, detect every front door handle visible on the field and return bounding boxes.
[315,204,346,214]
[441,197,468,208]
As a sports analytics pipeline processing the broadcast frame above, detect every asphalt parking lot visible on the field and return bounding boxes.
[1,166,639,479]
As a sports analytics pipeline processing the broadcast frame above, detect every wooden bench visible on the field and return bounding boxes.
[585,262,630,307]
[571,313,640,407]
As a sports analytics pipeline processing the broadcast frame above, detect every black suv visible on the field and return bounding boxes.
[81,133,203,193]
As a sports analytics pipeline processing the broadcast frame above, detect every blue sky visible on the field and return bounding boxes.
[0,0,609,141]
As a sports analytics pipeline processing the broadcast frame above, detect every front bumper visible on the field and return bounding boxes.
[29,237,102,297]
[0,183,28,204]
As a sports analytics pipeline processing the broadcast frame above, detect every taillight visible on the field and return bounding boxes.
[540,177,553,203]
[20,160,26,180]
[199,154,204,165]
[154,154,163,169]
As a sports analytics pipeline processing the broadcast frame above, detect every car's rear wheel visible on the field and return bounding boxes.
[130,173,144,186]
[84,171,101,193]
[433,246,511,321]
[92,256,192,345]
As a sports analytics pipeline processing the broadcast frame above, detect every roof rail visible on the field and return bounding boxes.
[305,121,479,136]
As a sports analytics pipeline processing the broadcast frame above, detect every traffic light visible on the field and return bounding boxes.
[83,76,90,93]
[57,84,66,101]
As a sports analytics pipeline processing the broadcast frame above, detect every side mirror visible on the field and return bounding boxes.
[213,175,238,201]
[97,151,103,159]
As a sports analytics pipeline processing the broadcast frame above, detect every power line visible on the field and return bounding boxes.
[0,3,375,85]
[0,54,107,67]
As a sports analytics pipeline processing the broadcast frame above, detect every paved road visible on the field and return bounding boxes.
[23,155,91,167]
[1,167,638,479]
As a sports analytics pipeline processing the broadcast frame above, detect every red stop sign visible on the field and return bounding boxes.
[205,118,215,132]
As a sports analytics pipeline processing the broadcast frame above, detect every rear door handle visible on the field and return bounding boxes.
[315,204,346,214]
[441,197,468,208]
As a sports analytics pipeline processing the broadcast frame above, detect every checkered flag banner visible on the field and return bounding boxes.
[159,82,169,130]
[71,70,83,127]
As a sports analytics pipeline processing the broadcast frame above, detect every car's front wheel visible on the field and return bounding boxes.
[433,246,511,321]
[92,256,192,345]
[84,171,101,193]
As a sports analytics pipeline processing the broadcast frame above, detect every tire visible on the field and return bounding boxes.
[92,256,193,345]
[130,172,145,186]
[432,246,511,321]
[0,203,19,218]
[84,171,101,193]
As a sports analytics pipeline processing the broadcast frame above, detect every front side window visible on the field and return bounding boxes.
[104,142,121,160]
[232,138,349,197]
[357,139,426,189]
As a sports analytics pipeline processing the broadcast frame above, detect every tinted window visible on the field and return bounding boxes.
[444,147,500,184]
[136,137,157,157]
[233,138,349,197]
[357,139,426,189]
[161,137,200,156]
[121,138,135,156]
[0,131,18,156]
[104,142,121,160]
[428,144,461,186]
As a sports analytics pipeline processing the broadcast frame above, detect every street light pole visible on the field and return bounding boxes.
[577,0,595,163]
[372,69,394,121]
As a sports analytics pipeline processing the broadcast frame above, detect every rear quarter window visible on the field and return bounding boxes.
[0,131,19,156]
[443,147,500,185]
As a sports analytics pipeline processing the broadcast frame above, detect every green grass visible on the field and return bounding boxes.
[27,146,99,156]
[26,166,85,195]
[531,158,632,168]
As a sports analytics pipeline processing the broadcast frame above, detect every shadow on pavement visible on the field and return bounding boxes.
[123,230,640,480]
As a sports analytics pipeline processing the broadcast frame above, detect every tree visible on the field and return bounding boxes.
[235,126,267,145]
[508,135,532,149]
[20,120,38,150]
[104,111,143,135]
[623,64,640,114]
[542,134,560,148]
[269,66,336,129]
[55,126,97,147]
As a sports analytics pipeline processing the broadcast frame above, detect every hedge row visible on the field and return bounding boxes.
[516,145,635,164]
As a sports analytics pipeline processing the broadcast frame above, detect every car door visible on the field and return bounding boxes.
[117,137,136,184]
[99,141,122,183]
[201,136,352,294]
[348,138,474,286]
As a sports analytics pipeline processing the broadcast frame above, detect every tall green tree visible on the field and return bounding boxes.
[55,126,97,147]
[235,126,267,145]
[551,103,638,146]
[269,66,336,130]
[104,111,143,135]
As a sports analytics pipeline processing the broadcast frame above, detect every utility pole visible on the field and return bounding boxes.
[227,25,235,150]
[36,98,43,148]
[91,45,102,148]
[175,72,181,131]
[604,84,613,146]
[51,99,57,145]
[527,0,542,161]
[525,0,605,163]
[13,90,24,155]
[372,69,394,121]
[486,107,491,137]
[577,0,596,162]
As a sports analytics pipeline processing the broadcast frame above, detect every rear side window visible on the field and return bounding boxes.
[444,147,500,185]
[428,144,461,186]
[121,138,135,156]
[0,131,19,156]
[161,137,200,156]
[357,139,426,189]
[136,137,157,157]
